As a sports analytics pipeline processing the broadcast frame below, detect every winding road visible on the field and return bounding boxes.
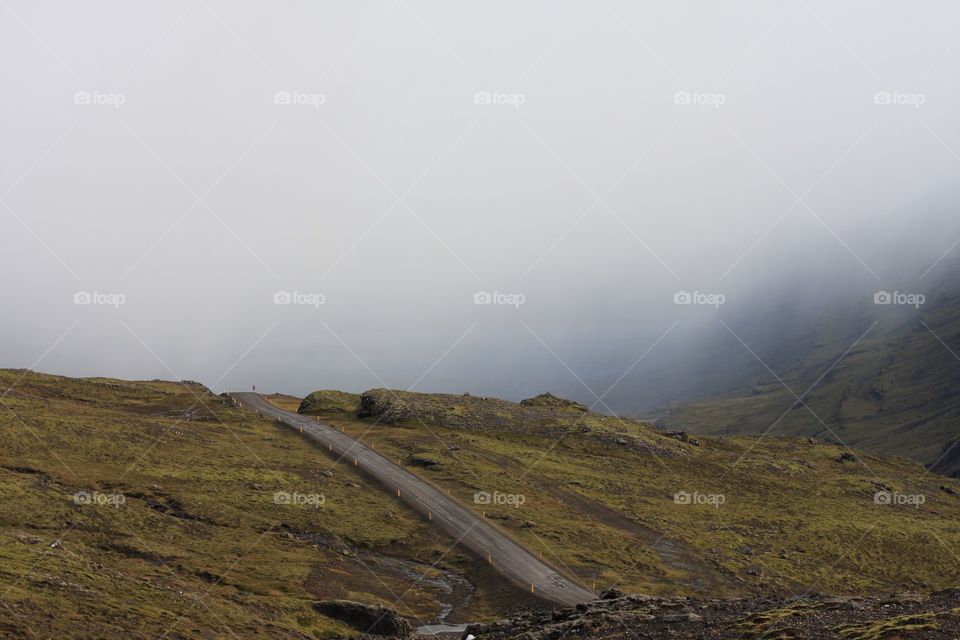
[230,392,595,607]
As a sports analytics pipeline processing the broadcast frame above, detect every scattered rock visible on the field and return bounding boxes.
[406,454,442,468]
[11,532,43,544]
[658,612,702,623]
[881,592,924,605]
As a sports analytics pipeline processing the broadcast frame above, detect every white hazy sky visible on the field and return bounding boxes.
[2,1,960,402]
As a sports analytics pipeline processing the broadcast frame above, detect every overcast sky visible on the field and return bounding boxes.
[3,1,960,403]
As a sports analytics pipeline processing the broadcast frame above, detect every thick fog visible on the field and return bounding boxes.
[3,1,960,407]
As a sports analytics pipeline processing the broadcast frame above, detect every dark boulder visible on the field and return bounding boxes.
[406,454,442,468]
[357,389,417,423]
[313,599,412,637]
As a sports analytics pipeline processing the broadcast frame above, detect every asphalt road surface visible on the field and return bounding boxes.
[230,392,595,607]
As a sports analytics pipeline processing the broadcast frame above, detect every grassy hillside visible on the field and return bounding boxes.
[0,371,519,639]
[4,370,960,638]
[302,388,960,599]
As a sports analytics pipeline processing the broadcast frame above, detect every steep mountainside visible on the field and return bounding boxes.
[656,281,960,476]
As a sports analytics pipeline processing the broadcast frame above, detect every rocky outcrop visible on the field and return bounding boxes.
[406,454,442,468]
[519,392,588,412]
[357,389,420,424]
[298,390,361,415]
[461,589,960,639]
[352,388,684,459]
[313,599,412,637]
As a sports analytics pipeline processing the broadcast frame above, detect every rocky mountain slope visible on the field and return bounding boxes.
[655,282,960,476]
[581,258,960,477]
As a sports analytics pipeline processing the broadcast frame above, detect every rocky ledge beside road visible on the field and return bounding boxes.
[310,589,960,639]
[461,588,960,639]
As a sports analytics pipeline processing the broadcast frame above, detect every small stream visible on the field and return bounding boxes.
[416,622,470,635]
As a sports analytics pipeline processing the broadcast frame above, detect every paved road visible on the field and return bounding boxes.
[230,392,595,607]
